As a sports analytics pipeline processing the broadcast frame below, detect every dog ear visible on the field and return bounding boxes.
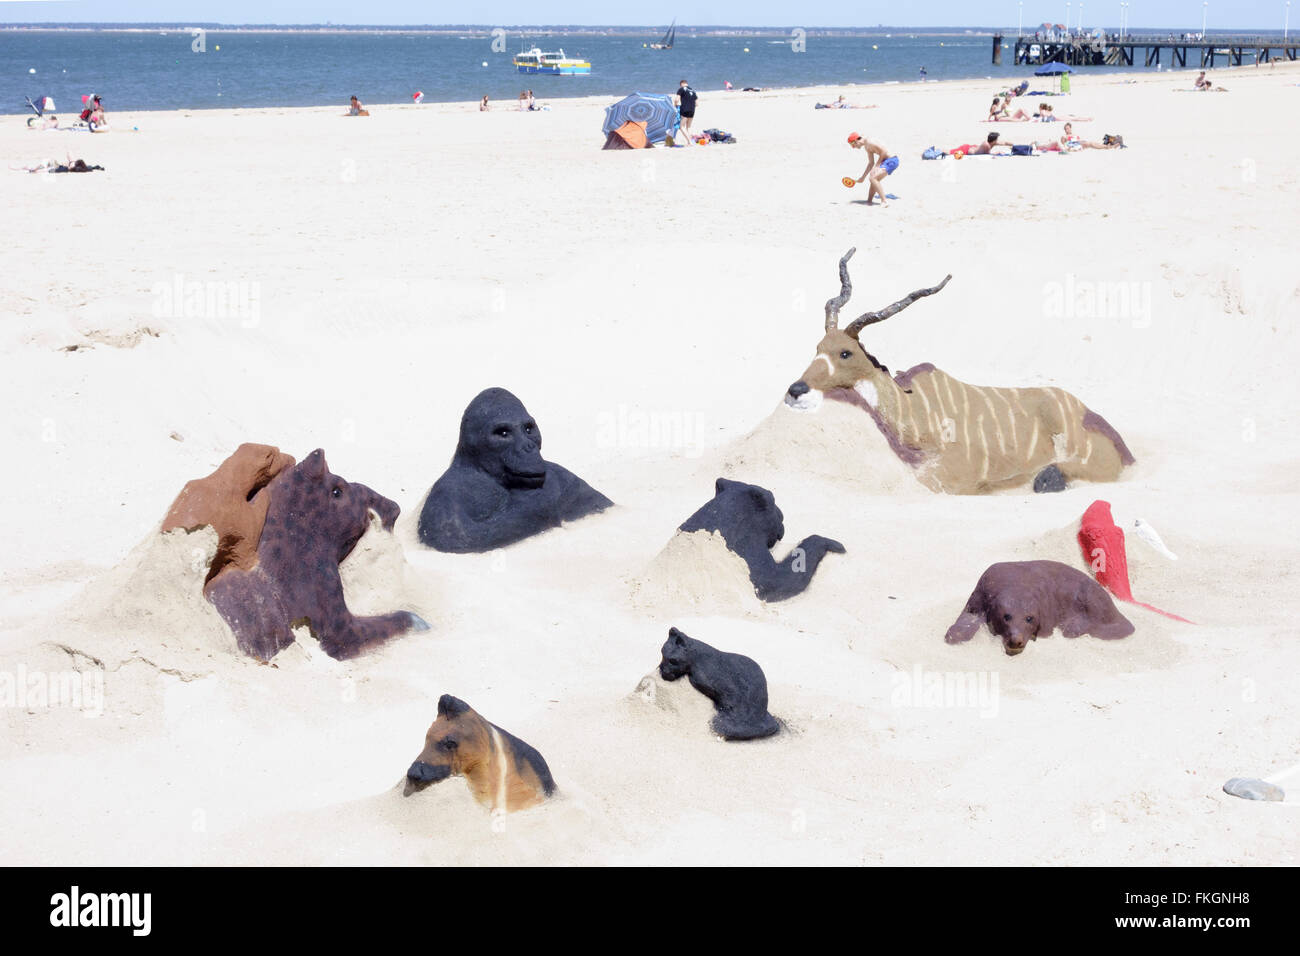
[301,449,328,481]
[437,694,471,718]
[667,627,688,646]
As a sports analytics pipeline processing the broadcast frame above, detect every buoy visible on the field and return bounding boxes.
[482,60,488,66]
[29,67,36,74]
[872,44,878,50]
[214,44,219,50]
[743,47,749,52]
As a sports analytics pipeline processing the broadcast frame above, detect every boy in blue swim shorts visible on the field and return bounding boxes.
[847,131,898,207]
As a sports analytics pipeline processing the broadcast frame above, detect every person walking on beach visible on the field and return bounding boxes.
[847,132,897,207]
[674,79,698,137]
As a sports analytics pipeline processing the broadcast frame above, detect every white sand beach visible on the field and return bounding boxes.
[1,62,1298,865]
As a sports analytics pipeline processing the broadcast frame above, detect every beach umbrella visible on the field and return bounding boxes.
[603,92,678,144]
[1034,63,1073,75]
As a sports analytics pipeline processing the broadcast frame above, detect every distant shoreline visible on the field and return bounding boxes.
[1,24,1292,37]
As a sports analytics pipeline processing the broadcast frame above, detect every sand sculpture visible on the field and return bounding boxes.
[417,387,612,552]
[679,478,844,602]
[201,449,428,661]
[657,627,780,740]
[1078,500,1193,622]
[161,442,295,583]
[405,694,556,812]
[784,248,1135,494]
[945,559,1135,655]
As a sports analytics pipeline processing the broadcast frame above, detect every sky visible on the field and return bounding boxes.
[0,0,1291,29]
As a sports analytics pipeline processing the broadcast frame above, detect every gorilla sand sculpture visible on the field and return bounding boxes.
[679,477,844,602]
[405,694,556,812]
[945,559,1135,656]
[784,248,1135,494]
[417,387,612,553]
[658,627,780,741]
[205,449,428,661]
[162,442,295,584]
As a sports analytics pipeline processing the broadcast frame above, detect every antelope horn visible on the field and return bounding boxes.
[844,274,953,338]
[823,247,856,331]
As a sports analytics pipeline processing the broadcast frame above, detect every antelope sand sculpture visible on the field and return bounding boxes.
[784,249,1136,494]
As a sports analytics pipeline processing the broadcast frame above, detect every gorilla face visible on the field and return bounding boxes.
[459,388,548,490]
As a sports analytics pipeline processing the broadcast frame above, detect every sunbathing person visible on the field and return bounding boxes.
[816,95,877,109]
[1041,123,1118,151]
[347,95,370,116]
[965,132,1013,155]
[1193,71,1229,91]
[988,97,1030,121]
[1035,103,1093,122]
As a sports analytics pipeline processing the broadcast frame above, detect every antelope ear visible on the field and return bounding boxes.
[438,694,471,718]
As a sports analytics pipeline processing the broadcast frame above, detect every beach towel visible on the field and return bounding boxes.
[1077,500,1193,623]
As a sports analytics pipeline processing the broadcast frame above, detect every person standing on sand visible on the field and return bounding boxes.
[847,132,897,207]
[674,79,698,137]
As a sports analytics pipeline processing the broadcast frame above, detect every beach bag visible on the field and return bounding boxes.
[1011,144,1033,156]
[1102,134,1124,148]
[921,146,943,160]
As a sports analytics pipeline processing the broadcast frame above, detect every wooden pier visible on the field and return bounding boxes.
[992,34,1300,68]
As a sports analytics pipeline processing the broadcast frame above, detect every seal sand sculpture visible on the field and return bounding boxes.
[785,248,1135,493]
[417,387,612,553]
[658,627,780,740]
[945,559,1135,656]
[678,478,844,602]
[205,449,428,661]
[405,694,556,812]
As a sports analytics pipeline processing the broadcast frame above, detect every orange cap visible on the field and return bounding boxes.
[847,132,862,143]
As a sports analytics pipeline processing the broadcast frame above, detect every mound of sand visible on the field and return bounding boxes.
[3,514,440,725]
[632,530,764,616]
[718,399,927,496]
[627,669,726,741]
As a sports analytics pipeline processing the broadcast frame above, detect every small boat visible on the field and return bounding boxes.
[513,47,592,75]
[650,20,676,50]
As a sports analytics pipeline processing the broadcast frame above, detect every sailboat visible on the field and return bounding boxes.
[650,19,676,50]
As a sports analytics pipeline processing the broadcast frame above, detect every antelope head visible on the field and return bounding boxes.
[784,248,951,411]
